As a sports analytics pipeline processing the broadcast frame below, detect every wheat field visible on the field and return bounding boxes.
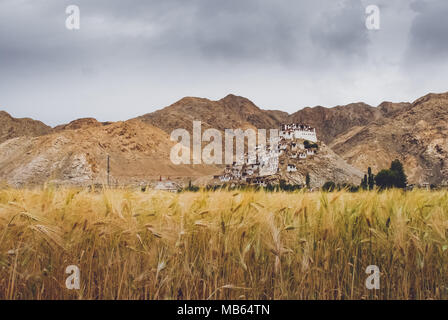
[1,186,448,300]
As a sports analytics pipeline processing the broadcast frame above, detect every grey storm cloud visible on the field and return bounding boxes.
[0,0,447,126]
[407,0,448,63]
[0,0,371,70]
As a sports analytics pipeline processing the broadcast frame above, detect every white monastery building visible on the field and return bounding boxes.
[280,123,317,143]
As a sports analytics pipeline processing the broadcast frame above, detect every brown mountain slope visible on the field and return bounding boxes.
[275,141,363,187]
[377,101,411,117]
[329,92,448,185]
[137,94,288,134]
[286,103,383,144]
[0,111,53,144]
[2,91,446,187]
[279,142,363,187]
[138,95,403,146]
[0,120,220,187]
[285,101,411,145]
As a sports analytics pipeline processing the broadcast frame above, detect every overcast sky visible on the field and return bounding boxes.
[0,0,447,126]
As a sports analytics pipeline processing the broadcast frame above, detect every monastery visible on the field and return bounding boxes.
[216,123,319,186]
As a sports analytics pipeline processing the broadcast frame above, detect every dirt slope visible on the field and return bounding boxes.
[0,120,220,186]
[329,92,448,184]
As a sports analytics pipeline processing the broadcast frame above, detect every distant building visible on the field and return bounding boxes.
[280,123,317,142]
[219,175,231,182]
[154,181,180,192]
[215,122,317,185]
[246,177,267,187]
[306,149,315,156]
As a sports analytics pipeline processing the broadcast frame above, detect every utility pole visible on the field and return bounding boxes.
[424,168,432,190]
[107,155,110,187]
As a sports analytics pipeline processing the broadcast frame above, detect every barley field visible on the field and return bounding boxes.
[1,186,448,300]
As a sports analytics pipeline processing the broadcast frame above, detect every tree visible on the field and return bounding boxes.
[390,159,407,188]
[361,174,368,190]
[185,180,200,192]
[304,140,318,149]
[375,169,397,189]
[360,167,375,190]
[374,160,407,190]
[306,173,310,189]
[322,181,336,192]
[367,167,375,190]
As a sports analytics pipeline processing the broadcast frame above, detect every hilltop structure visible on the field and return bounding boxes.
[216,123,320,186]
[280,123,317,142]
[154,180,181,192]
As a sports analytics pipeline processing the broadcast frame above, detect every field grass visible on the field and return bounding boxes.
[1,187,448,300]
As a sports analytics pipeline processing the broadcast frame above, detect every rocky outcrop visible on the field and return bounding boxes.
[0,111,52,144]
[54,118,108,131]
[329,92,448,185]
[137,94,288,134]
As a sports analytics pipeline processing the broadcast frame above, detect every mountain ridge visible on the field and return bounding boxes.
[1,90,447,186]
[0,110,53,144]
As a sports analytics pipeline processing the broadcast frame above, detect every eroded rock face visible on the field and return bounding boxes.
[287,103,383,145]
[142,92,448,185]
[280,142,364,188]
[329,92,448,184]
[0,120,221,186]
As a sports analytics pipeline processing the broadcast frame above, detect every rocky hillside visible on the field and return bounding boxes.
[329,93,448,185]
[0,120,220,187]
[276,141,363,187]
[1,90,447,187]
[137,94,288,134]
[286,103,379,144]
[136,92,448,185]
[286,101,412,145]
[137,95,410,145]
[53,118,112,132]
[0,111,53,144]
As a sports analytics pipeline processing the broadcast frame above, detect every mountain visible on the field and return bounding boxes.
[287,103,378,144]
[377,101,411,118]
[213,138,363,188]
[329,92,448,185]
[0,94,366,186]
[278,142,363,187]
[0,111,52,144]
[0,119,220,187]
[1,91,447,187]
[137,94,288,134]
[137,92,448,185]
[137,95,404,146]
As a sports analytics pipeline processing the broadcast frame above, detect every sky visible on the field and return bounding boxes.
[0,0,447,126]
